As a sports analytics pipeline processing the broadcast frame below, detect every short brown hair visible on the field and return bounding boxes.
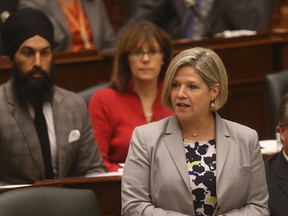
[109,21,172,91]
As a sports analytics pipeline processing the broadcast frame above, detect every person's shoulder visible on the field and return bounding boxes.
[264,153,281,179]
[132,116,176,148]
[264,152,280,167]
[0,83,6,99]
[93,87,116,96]
[55,86,79,96]
[90,87,118,101]
[222,117,257,135]
[136,115,172,132]
[218,115,259,143]
[54,86,85,105]
[0,82,5,91]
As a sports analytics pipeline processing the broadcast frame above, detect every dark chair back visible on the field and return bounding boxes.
[78,83,109,105]
[265,69,288,138]
[0,187,101,216]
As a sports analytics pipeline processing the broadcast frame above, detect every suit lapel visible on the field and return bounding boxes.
[51,88,71,177]
[163,114,231,191]
[205,0,219,33]
[83,0,98,44]
[273,153,288,198]
[51,0,71,39]
[5,80,44,176]
[214,113,231,183]
[164,115,191,191]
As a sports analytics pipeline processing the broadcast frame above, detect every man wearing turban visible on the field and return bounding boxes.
[0,8,106,185]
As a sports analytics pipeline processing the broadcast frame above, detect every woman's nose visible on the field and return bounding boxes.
[177,86,187,98]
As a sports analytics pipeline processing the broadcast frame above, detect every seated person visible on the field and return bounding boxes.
[18,0,115,52]
[89,21,174,172]
[0,8,105,185]
[265,92,288,216]
[0,0,19,56]
[119,0,274,40]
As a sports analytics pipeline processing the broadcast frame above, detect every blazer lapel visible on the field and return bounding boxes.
[5,80,44,176]
[51,89,71,177]
[164,115,191,191]
[214,113,231,183]
[274,153,288,198]
[205,0,219,33]
[83,0,98,44]
[50,0,70,39]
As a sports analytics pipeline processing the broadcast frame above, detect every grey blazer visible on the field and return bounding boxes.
[18,0,115,51]
[122,114,269,215]
[0,80,106,185]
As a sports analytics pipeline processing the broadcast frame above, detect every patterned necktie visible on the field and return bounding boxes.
[33,101,54,179]
[186,0,214,38]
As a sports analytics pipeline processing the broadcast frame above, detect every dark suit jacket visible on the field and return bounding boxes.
[0,0,19,56]
[265,151,288,216]
[0,79,106,185]
[121,0,273,39]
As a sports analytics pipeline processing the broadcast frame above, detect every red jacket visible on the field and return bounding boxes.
[89,83,173,171]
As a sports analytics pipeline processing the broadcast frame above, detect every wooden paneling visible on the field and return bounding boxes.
[1,32,288,140]
[0,50,114,92]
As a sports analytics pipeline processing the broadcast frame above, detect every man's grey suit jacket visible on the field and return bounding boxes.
[0,79,105,184]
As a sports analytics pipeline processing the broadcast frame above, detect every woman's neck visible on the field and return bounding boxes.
[132,79,159,122]
[132,78,158,98]
[181,113,215,141]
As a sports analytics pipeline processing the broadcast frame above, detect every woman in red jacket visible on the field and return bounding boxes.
[89,21,174,172]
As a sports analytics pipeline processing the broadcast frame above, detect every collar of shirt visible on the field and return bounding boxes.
[282,149,288,161]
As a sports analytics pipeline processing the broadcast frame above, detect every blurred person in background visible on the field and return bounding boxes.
[0,0,19,56]
[265,92,288,216]
[119,0,273,40]
[89,21,174,172]
[18,0,115,52]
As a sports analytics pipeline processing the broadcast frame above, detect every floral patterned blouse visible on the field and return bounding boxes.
[184,139,217,216]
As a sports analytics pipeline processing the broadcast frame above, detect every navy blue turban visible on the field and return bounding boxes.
[2,8,54,60]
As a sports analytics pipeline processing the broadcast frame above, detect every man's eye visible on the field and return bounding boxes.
[41,50,50,57]
[22,50,34,56]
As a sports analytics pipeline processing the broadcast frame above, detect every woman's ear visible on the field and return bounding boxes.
[210,83,220,100]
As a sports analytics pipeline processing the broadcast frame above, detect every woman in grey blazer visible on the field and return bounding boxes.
[122,47,269,215]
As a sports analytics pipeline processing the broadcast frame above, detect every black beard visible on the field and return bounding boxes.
[12,63,56,108]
